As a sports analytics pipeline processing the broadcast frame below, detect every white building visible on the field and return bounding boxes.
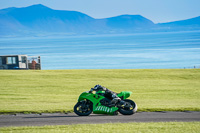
[0,55,41,70]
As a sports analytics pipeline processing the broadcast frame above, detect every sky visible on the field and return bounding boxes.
[0,0,200,23]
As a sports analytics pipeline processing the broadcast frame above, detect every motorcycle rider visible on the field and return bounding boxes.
[89,84,125,105]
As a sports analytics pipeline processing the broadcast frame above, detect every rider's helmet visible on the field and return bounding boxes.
[93,84,106,91]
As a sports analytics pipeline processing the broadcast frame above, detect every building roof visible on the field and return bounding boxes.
[0,55,27,57]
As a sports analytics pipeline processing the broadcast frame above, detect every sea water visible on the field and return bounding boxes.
[0,31,200,69]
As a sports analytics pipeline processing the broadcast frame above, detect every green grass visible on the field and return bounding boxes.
[0,69,199,114]
[0,122,200,133]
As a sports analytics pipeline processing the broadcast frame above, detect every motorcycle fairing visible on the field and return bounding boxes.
[78,92,118,114]
[117,91,132,99]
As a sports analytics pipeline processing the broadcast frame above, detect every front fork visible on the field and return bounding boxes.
[117,100,130,108]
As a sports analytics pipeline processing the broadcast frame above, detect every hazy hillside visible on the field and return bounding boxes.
[0,4,199,37]
[158,16,200,30]
[105,15,155,29]
[0,4,96,34]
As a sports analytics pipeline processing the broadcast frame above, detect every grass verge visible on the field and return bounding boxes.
[0,122,200,133]
[0,69,199,114]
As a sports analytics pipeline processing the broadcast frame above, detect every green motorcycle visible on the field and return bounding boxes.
[74,91,137,116]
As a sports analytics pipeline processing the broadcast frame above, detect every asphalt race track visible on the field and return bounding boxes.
[0,112,200,127]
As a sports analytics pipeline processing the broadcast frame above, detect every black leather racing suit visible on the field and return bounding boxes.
[90,85,121,104]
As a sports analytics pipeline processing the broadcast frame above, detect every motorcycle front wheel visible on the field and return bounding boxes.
[74,100,93,116]
[118,99,137,115]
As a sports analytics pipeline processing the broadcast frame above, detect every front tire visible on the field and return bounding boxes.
[74,100,93,116]
[118,99,137,115]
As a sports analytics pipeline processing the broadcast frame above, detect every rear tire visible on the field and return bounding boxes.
[118,99,137,115]
[74,100,93,116]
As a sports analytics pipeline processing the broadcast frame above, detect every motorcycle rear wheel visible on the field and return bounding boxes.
[118,99,137,115]
[74,100,93,116]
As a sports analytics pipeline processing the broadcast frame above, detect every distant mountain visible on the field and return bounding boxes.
[158,16,200,30]
[0,4,199,37]
[0,4,96,34]
[105,15,155,29]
